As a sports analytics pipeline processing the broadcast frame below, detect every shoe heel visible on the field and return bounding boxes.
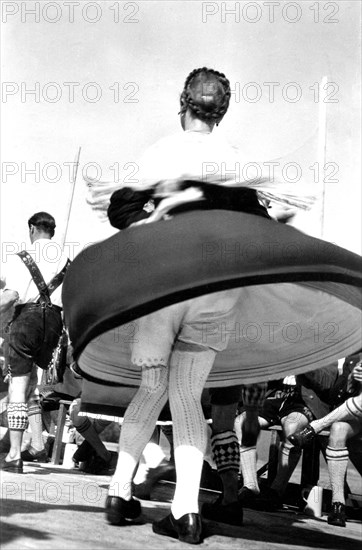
[179,532,203,545]
[105,496,141,525]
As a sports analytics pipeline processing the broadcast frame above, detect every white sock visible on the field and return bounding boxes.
[133,457,148,485]
[133,442,166,484]
[172,446,204,519]
[239,446,260,493]
[28,403,44,452]
[141,441,166,468]
[326,446,349,504]
[109,452,138,499]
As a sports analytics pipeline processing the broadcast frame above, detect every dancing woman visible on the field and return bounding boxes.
[106,68,255,544]
[107,69,276,529]
[63,68,362,544]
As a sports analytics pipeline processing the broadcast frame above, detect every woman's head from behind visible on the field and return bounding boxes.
[179,67,231,131]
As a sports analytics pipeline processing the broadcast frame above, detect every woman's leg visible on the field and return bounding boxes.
[168,344,216,519]
[109,365,168,500]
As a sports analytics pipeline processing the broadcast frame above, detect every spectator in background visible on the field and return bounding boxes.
[202,383,266,525]
[235,376,314,511]
[68,397,116,474]
[290,354,362,527]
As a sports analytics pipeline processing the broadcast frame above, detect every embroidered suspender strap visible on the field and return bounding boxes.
[47,259,71,295]
[17,251,51,306]
[16,251,70,306]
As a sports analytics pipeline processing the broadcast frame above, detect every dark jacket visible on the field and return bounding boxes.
[298,356,360,420]
[107,184,271,230]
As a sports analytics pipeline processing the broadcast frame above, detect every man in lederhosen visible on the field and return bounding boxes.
[1,212,69,473]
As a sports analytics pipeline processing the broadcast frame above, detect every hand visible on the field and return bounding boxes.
[0,289,19,314]
[352,363,362,383]
[268,203,297,223]
[146,187,204,223]
[130,218,150,227]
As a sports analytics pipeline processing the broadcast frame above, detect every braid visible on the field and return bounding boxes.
[180,67,231,124]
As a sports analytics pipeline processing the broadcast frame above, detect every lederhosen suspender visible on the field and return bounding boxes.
[16,251,70,308]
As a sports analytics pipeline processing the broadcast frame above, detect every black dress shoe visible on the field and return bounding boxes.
[72,440,95,463]
[153,512,203,544]
[328,502,346,527]
[21,447,49,463]
[105,496,141,525]
[288,425,316,448]
[1,458,24,473]
[86,455,115,475]
[202,495,243,526]
[238,487,258,508]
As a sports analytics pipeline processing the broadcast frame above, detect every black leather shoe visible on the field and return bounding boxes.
[328,502,346,527]
[238,487,258,508]
[202,495,243,526]
[153,512,203,544]
[86,455,115,475]
[72,440,95,463]
[1,458,24,473]
[105,496,141,525]
[21,447,49,463]
[288,425,316,448]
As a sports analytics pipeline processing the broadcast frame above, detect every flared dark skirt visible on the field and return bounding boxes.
[63,210,362,388]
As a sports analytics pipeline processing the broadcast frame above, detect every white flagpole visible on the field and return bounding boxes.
[61,147,81,254]
[318,76,328,238]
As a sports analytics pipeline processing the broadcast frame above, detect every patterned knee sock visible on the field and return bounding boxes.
[7,403,28,431]
[326,446,348,504]
[212,431,240,474]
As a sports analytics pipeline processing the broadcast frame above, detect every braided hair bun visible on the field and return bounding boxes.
[180,67,231,124]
